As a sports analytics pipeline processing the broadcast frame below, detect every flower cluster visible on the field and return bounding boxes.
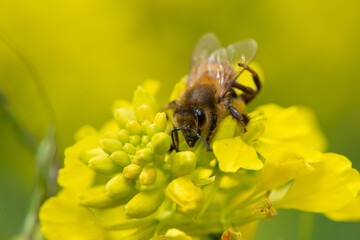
[39,77,360,240]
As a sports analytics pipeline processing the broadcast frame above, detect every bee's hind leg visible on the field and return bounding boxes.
[228,106,247,133]
[234,63,261,104]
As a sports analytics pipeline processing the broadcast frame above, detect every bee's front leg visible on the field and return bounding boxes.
[228,106,247,133]
[206,114,218,142]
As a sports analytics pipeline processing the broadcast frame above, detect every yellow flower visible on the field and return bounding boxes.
[39,79,360,240]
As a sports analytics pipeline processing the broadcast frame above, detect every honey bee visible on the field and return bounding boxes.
[168,33,261,151]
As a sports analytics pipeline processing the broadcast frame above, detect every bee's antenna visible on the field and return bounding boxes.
[188,129,213,152]
[171,128,182,152]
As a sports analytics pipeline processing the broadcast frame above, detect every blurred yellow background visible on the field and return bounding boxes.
[0,0,359,239]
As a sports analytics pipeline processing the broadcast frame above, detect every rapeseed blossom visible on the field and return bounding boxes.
[39,77,360,240]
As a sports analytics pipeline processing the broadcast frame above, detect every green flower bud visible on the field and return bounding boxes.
[154,112,167,132]
[171,151,196,176]
[115,108,136,128]
[134,148,154,165]
[105,174,136,199]
[78,185,122,208]
[125,189,164,218]
[102,131,119,139]
[88,155,120,175]
[123,143,136,154]
[151,133,171,154]
[139,168,157,185]
[100,138,123,154]
[147,124,159,138]
[142,135,150,145]
[129,135,142,145]
[123,163,142,179]
[110,150,130,167]
[137,104,155,123]
[79,148,106,164]
[166,176,204,215]
[133,86,159,115]
[126,120,142,136]
[141,120,151,135]
[117,129,129,143]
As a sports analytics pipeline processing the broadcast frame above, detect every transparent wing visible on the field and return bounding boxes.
[214,39,258,97]
[188,35,258,98]
[188,33,221,86]
[226,39,258,65]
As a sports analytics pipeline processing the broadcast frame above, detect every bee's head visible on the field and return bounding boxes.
[173,106,207,148]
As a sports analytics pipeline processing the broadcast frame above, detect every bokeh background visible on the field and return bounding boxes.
[0,0,359,239]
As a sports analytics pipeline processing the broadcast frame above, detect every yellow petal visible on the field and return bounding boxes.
[58,135,98,192]
[210,116,237,144]
[141,79,161,96]
[275,153,360,212]
[325,194,360,221]
[168,77,187,102]
[256,104,327,156]
[213,137,263,172]
[255,149,312,194]
[39,193,107,240]
[166,176,204,215]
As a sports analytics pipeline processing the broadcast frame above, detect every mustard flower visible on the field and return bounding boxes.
[39,77,360,240]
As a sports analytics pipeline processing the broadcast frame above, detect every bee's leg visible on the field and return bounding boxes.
[242,113,250,125]
[206,114,218,142]
[228,106,247,132]
[163,100,177,110]
[235,63,261,104]
[171,128,180,152]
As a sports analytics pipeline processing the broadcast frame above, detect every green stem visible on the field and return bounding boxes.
[298,212,314,240]
[195,170,222,219]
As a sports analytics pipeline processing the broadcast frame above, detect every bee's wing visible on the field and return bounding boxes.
[216,39,258,98]
[188,33,221,86]
[226,39,257,65]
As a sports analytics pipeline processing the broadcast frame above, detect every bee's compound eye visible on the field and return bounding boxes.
[192,107,206,126]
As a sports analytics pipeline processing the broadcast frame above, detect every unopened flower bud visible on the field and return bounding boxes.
[78,185,121,208]
[123,163,142,179]
[140,168,157,185]
[126,120,142,136]
[142,135,150,145]
[133,86,159,114]
[141,120,151,135]
[115,108,136,128]
[171,151,196,176]
[134,148,154,165]
[100,138,123,154]
[117,129,129,143]
[147,124,159,138]
[163,228,192,240]
[166,176,204,215]
[154,112,167,132]
[137,104,155,123]
[102,131,119,139]
[110,150,130,167]
[129,135,142,145]
[151,133,171,154]
[88,155,120,175]
[79,148,106,164]
[105,174,135,199]
[125,189,164,218]
[123,143,136,154]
